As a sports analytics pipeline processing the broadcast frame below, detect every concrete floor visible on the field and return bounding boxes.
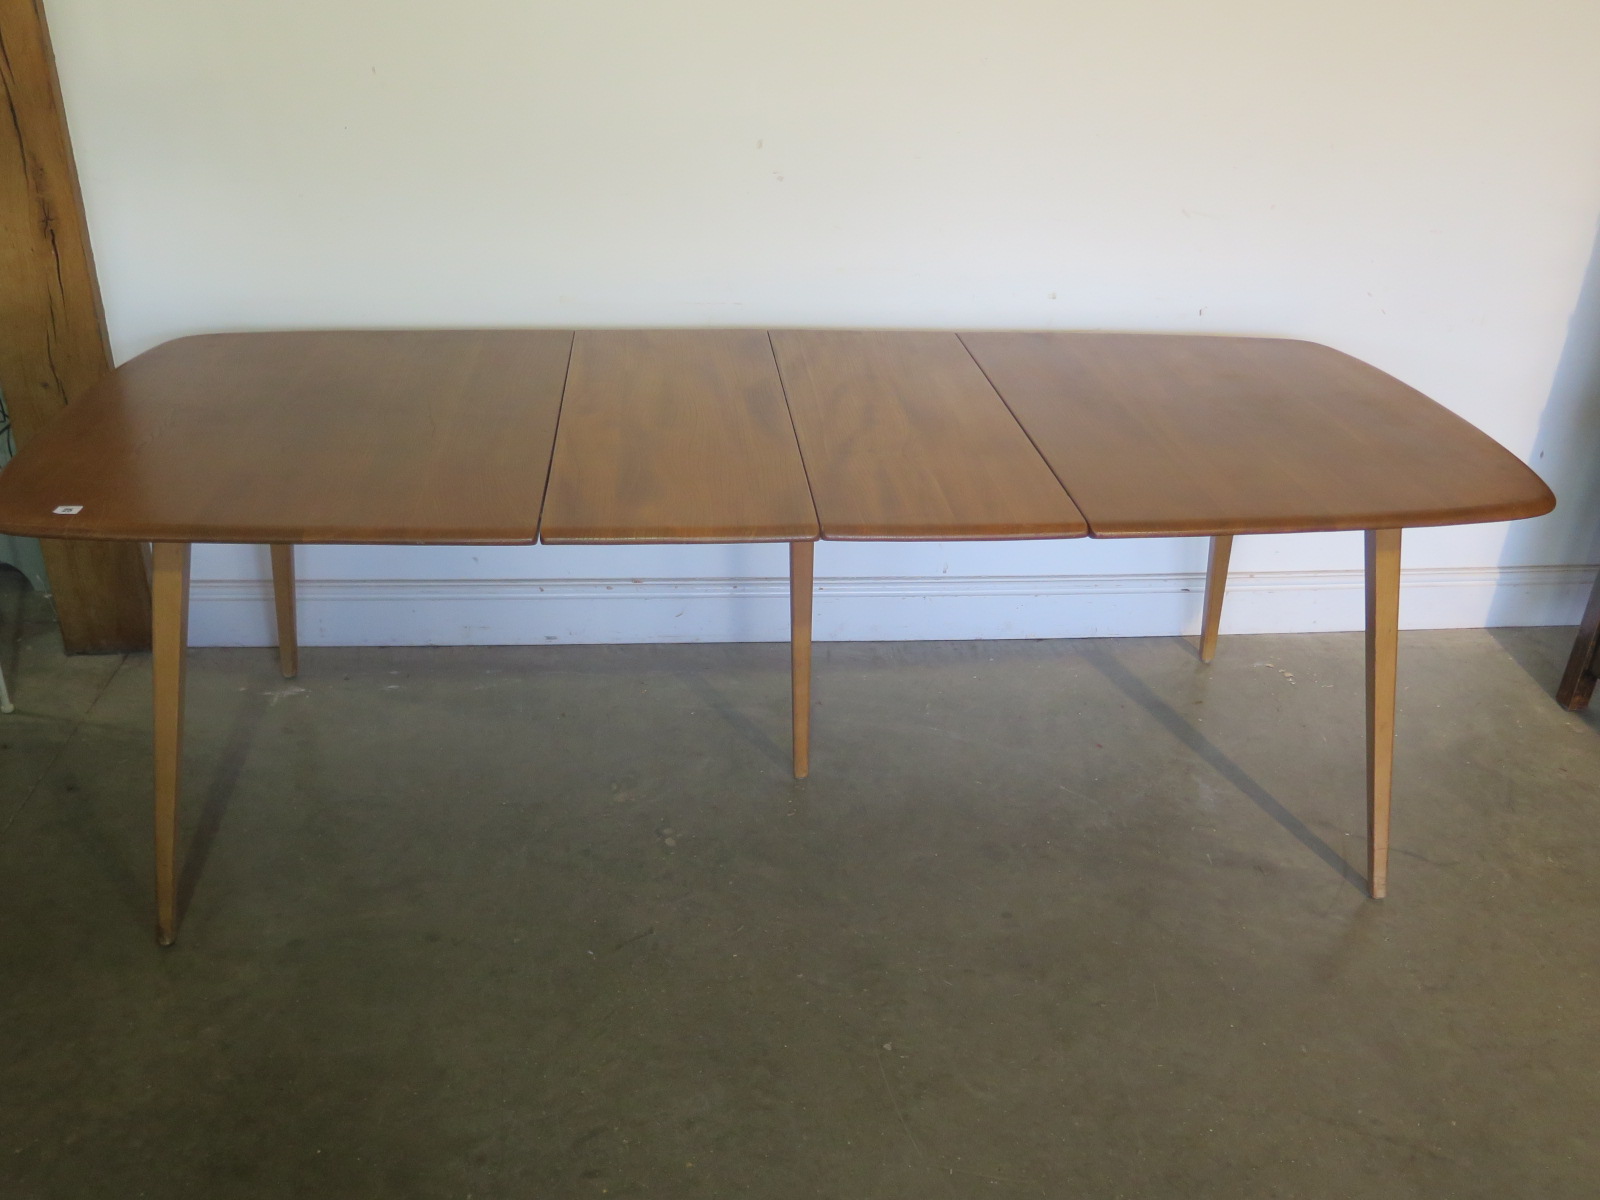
[1,572,1597,1199]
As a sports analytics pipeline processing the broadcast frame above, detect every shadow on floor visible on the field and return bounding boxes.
[1081,640,1367,894]
[1484,625,1597,726]
[176,688,272,925]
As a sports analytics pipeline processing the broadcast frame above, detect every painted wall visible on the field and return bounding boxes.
[44,0,1600,645]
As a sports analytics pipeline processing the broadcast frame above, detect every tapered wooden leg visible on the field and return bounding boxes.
[270,544,298,679]
[1555,567,1600,711]
[790,541,814,780]
[1365,528,1401,900]
[151,542,192,945]
[1199,534,1233,663]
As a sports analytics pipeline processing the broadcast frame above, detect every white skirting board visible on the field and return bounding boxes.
[186,564,1599,647]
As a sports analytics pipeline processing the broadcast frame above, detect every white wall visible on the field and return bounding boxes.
[44,0,1600,646]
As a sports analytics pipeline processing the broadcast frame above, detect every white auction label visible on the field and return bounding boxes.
[52,506,83,515]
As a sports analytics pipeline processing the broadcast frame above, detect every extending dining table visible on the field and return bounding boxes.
[0,329,1553,943]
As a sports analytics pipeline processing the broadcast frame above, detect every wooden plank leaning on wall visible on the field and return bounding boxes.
[0,0,150,651]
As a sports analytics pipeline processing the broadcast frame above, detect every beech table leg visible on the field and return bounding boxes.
[1199,534,1233,663]
[790,541,814,780]
[151,542,192,945]
[1365,528,1401,899]
[1555,567,1600,711]
[270,544,298,679]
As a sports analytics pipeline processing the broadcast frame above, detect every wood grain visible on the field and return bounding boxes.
[1365,528,1401,901]
[540,330,817,543]
[770,331,1086,540]
[0,330,573,543]
[962,332,1555,537]
[0,0,151,650]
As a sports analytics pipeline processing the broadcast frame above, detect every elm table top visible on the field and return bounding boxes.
[960,331,1555,538]
[771,330,1087,541]
[0,328,1553,549]
[0,330,573,545]
[539,330,818,544]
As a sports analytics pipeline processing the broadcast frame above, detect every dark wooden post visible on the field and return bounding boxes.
[1556,571,1600,710]
[0,0,150,652]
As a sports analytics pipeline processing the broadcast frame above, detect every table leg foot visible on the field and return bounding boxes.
[270,544,298,679]
[1199,534,1233,663]
[152,542,191,945]
[1365,528,1400,900]
[790,541,814,780]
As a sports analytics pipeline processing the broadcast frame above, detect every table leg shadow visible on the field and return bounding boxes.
[1185,528,1399,897]
[1079,640,1367,894]
[173,681,272,934]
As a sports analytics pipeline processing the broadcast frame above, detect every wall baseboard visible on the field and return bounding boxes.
[186,564,1598,647]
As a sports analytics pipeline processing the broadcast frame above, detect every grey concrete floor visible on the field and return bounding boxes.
[1,572,1597,1199]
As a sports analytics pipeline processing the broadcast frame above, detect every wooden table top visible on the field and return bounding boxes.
[771,331,1087,540]
[539,330,818,544]
[961,331,1556,537]
[0,330,573,544]
[0,327,1552,549]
